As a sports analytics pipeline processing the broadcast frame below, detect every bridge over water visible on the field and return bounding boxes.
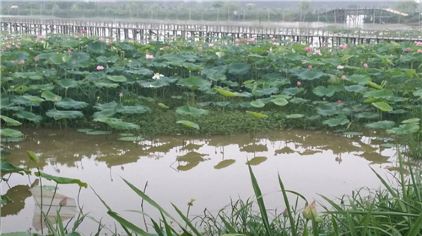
[1,16,421,47]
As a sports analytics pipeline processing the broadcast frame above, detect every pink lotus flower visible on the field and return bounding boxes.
[304,47,313,53]
[307,64,313,70]
[403,48,412,53]
[417,49,422,53]
[145,53,154,60]
[96,65,105,71]
[339,44,348,49]
[296,81,302,87]
[416,41,422,46]
[363,63,368,69]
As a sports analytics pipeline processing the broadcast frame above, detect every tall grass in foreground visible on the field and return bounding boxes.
[93,158,422,236]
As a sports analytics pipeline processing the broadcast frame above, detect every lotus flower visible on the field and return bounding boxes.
[145,53,154,60]
[307,64,313,70]
[216,52,225,58]
[96,65,105,71]
[296,81,302,87]
[416,41,422,46]
[363,63,368,68]
[417,49,422,54]
[152,73,164,80]
[337,65,344,70]
[339,44,348,49]
[304,47,313,53]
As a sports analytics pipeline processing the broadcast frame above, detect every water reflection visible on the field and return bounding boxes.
[1,128,397,234]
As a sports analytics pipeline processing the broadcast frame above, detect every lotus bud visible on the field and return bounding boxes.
[119,92,123,98]
[145,53,154,60]
[296,81,302,87]
[416,41,422,46]
[341,75,347,80]
[307,64,313,70]
[96,65,105,71]
[363,63,368,68]
[337,65,344,70]
[302,200,318,220]
[187,198,196,207]
[339,44,348,49]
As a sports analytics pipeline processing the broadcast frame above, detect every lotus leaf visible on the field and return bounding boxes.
[0,115,22,126]
[14,110,42,123]
[0,128,24,138]
[250,100,266,108]
[57,79,78,89]
[176,120,200,130]
[246,111,268,119]
[55,98,88,109]
[214,87,239,97]
[312,86,339,97]
[107,75,127,83]
[323,115,350,127]
[35,171,87,188]
[41,90,62,102]
[365,120,395,129]
[286,114,305,119]
[271,97,289,106]
[371,101,393,112]
[177,77,211,91]
[227,63,251,76]
[46,109,84,120]
[95,117,140,130]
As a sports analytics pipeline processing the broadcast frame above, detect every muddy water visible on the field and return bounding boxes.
[1,129,397,234]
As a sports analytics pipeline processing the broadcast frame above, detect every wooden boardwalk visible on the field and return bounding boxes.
[1,16,421,46]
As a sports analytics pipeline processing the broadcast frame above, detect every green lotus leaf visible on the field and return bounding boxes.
[48,53,66,65]
[316,103,338,116]
[117,105,150,114]
[55,98,89,109]
[139,77,176,88]
[413,89,422,98]
[93,80,119,88]
[57,79,78,89]
[21,95,44,106]
[312,86,339,97]
[0,115,22,126]
[387,123,420,135]
[68,52,90,68]
[344,85,367,93]
[227,63,251,76]
[402,118,420,124]
[250,100,266,108]
[349,74,370,84]
[177,77,211,91]
[1,161,29,175]
[214,87,239,97]
[176,120,200,130]
[94,117,140,130]
[364,89,394,99]
[371,101,393,112]
[107,75,127,83]
[176,105,209,117]
[87,41,108,54]
[35,171,87,188]
[323,115,350,127]
[157,103,169,109]
[355,111,379,120]
[0,128,24,138]
[118,136,144,142]
[41,90,62,102]
[365,120,395,129]
[46,109,84,120]
[271,97,289,106]
[295,69,326,81]
[14,110,42,123]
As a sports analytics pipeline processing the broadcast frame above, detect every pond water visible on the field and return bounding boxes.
[1,128,398,234]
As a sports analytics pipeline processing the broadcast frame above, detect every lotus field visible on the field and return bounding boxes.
[1,35,422,156]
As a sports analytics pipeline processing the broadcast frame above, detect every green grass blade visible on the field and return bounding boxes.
[171,203,201,236]
[278,175,297,236]
[122,178,178,223]
[160,211,174,236]
[248,165,271,236]
[107,210,153,236]
[151,218,164,236]
[407,213,422,236]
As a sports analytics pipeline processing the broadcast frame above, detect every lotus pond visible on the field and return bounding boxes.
[1,35,422,234]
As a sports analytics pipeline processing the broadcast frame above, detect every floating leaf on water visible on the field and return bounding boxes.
[41,90,62,102]
[214,159,236,169]
[365,120,395,130]
[176,120,200,130]
[246,111,268,119]
[0,115,22,126]
[55,98,88,109]
[285,114,304,119]
[0,128,24,138]
[371,101,393,112]
[250,100,265,108]
[246,156,267,166]
[46,109,84,120]
[176,106,208,117]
